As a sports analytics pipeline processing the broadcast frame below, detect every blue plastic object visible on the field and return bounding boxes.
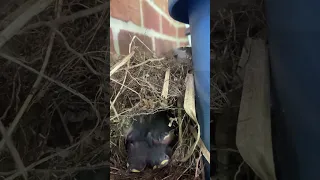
[168,0,210,179]
[266,0,320,179]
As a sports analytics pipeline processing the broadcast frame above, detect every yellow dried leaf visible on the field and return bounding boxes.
[184,73,197,121]
[181,73,201,162]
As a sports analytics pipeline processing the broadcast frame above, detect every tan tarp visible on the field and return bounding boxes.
[236,38,277,180]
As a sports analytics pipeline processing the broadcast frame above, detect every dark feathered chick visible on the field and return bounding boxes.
[125,111,176,172]
[147,144,172,169]
[126,111,175,145]
[125,121,148,143]
[126,141,149,173]
[143,111,175,146]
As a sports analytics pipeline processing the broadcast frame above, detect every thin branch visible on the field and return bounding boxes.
[125,57,165,70]
[0,73,27,179]
[51,27,101,76]
[0,29,56,152]
[0,73,17,121]
[0,122,27,180]
[128,35,154,55]
[110,101,120,122]
[53,102,73,144]
[0,53,101,180]
[0,0,37,30]
[234,161,245,180]
[20,2,109,33]
[0,0,54,49]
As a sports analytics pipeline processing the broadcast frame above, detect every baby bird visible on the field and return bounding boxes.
[125,111,177,172]
[126,141,149,173]
[147,144,172,170]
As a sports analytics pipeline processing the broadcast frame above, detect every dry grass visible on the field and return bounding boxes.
[211,4,267,114]
[109,36,204,179]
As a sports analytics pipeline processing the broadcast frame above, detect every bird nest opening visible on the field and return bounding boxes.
[110,38,205,179]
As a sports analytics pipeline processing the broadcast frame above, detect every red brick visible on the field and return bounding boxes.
[162,16,176,37]
[154,0,168,12]
[155,38,177,56]
[110,28,115,53]
[164,7,171,17]
[142,1,160,32]
[110,0,141,25]
[118,30,153,55]
[177,27,186,38]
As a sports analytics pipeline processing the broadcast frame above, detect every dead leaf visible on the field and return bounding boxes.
[181,73,201,162]
[161,68,170,100]
[184,73,197,121]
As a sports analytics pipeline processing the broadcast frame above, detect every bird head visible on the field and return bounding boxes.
[126,141,148,173]
[148,144,171,170]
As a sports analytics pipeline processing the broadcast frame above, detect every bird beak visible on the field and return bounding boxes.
[161,131,174,144]
[160,159,169,166]
[130,169,141,173]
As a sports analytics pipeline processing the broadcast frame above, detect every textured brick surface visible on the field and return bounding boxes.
[118,30,153,55]
[177,27,186,38]
[155,38,177,56]
[154,0,168,12]
[110,0,141,25]
[110,28,115,53]
[162,16,176,37]
[142,1,160,32]
[111,0,187,57]
[164,6,171,17]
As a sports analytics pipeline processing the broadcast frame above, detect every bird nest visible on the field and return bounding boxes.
[110,39,205,179]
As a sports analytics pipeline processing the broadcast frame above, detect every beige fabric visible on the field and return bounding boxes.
[236,38,277,180]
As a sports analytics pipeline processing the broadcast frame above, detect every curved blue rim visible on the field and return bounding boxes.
[168,0,189,24]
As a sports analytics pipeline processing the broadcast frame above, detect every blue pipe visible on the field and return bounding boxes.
[168,0,210,179]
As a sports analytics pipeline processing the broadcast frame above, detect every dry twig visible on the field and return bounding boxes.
[54,102,73,144]
[0,52,102,180]
[0,0,54,49]
[21,2,109,33]
[0,29,56,152]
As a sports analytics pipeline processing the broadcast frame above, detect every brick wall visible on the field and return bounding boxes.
[110,0,189,56]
